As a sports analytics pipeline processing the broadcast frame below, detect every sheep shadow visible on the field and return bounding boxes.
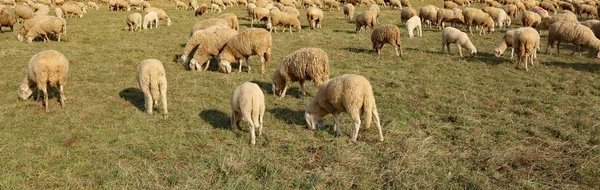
[199,109,230,129]
[544,61,600,73]
[406,47,439,54]
[119,87,145,112]
[250,80,307,98]
[333,29,356,34]
[250,80,273,95]
[471,51,505,65]
[268,108,305,126]
[343,47,372,54]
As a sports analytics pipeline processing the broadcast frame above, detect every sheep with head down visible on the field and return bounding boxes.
[494,29,516,59]
[137,59,168,119]
[231,82,265,145]
[441,26,477,57]
[371,24,402,57]
[218,28,272,74]
[25,16,67,43]
[18,50,69,112]
[513,27,540,71]
[182,25,239,71]
[546,21,600,58]
[272,47,329,98]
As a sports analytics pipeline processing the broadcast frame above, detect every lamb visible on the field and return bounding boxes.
[441,26,477,57]
[266,10,301,33]
[272,47,329,98]
[536,11,578,31]
[400,7,417,23]
[195,4,207,16]
[355,10,378,33]
[306,7,323,29]
[144,7,172,26]
[546,21,600,58]
[217,28,272,74]
[18,50,69,112]
[88,2,99,10]
[513,27,540,71]
[142,12,158,29]
[189,18,229,35]
[0,11,14,33]
[304,74,384,142]
[464,8,495,35]
[25,17,67,43]
[521,10,541,27]
[61,4,85,18]
[251,7,269,27]
[126,12,142,32]
[218,13,239,31]
[406,16,422,38]
[494,29,516,58]
[419,5,439,28]
[15,4,34,23]
[184,25,239,71]
[371,24,402,57]
[230,82,265,145]
[436,8,464,29]
[343,3,354,20]
[137,59,168,119]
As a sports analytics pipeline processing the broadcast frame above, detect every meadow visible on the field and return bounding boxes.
[1,0,600,188]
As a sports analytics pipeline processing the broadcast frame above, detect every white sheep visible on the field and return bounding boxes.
[184,25,239,71]
[272,47,329,98]
[441,26,477,57]
[266,10,301,33]
[389,0,401,9]
[304,74,384,142]
[137,59,168,119]
[61,3,85,18]
[230,82,265,145]
[218,28,272,74]
[494,29,516,58]
[355,10,377,33]
[325,0,339,11]
[54,7,63,18]
[144,7,172,26]
[371,24,402,57]
[513,27,540,71]
[25,17,67,43]
[406,16,422,38]
[210,3,222,12]
[142,12,158,29]
[419,5,439,28]
[246,3,256,17]
[126,12,142,32]
[343,3,354,20]
[546,21,600,58]
[18,50,69,112]
[306,7,323,29]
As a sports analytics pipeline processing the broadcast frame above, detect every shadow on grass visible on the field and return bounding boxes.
[250,80,273,94]
[471,51,504,65]
[268,108,305,126]
[544,61,600,73]
[343,47,372,54]
[333,29,355,34]
[119,88,145,112]
[199,109,230,129]
[406,47,439,54]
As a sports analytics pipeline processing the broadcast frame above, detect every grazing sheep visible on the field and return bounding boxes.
[444,1,459,10]
[577,4,597,18]
[190,0,199,10]
[129,0,143,9]
[142,12,158,29]
[521,10,541,27]
[494,29,516,58]
[389,0,402,9]
[144,7,172,26]
[184,25,239,71]
[88,2,99,10]
[371,24,402,57]
[343,3,354,20]
[18,50,69,112]
[246,3,256,17]
[513,27,540,71]
[464,8,495,35]
[211,0,225,9]
[231,82,265,145]
[503,4,518,20]
[126,12,142,32]
[210,3,222,13]
[218,28,272,74]
[15,4,34,23]
[195,4,207,16]
[400,0,411,7]
[267,10,301,33]
[137,59,168,119]
[304,74,383,142]
[436,8,464,29]
[251,7,269,27]
[25,17,67,43]
[218,13,239,31]
[189,18,229,35]
[546,21,600,58]
[560,2,574,13]
[17,16,49,41]
[237,0,247,6]
[530,6,549,18]
[355,10,378,33]
[61,4,85,18]
[281,6,300,18]
[453,0,470,6]
[115,0,131,11]
[441,26,477,57]
[272,47,329,98]
[141,1,151,11]
[34,6,50,17]
[302,0,314,8]
[482,6,511,28]
[306,7,323,29]
[536,11,578,31]
[325,0,339,11]
[400,7,417,23]
[419,5,439,28]
[406,16,422,38]
[0,11,14,32]
[176,0,189,10]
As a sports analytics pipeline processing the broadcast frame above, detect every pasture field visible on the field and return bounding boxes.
[1,0,600,188]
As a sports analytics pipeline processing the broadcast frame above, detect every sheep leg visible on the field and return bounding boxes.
[299,80,306,96]
[350,111,361,142]
[245,114,256,145]
[160,81,168,119]
[142,86,153,115]
[246,58,253,73]
[231,111,240,130]
[524,53,529,71]
[41,86,48,112]
[203,60,210,71]
[333,113,342,137]
[58,83,65,108]
[373,108,384,142]
[510,48,514,59]
[260,56,266,74]
[258,112,263,137]
[556,41,561,54]
[457,45,463,57]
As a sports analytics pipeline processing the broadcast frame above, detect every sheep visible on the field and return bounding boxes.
[577,4,597,18]
[176,0,189,10]
[487,0,503,8]
[217,28,272,74]
[521,10,541,27]
[88,2,99,10]
[115,0,131,11]
[482,6,511,28]
[400,7,417,23]
[304,74,383,142]
[137,59,168,119]
[190,0,199,10]
[144,7,172,26]
[343,3,354,20]
[18,50,69,112]
[355,10,378,33]
[441,26,477,57]
[61,4,85,18]
[54,7,63,18]
[494,29,516,58]
[189,18,229,35]
[129,0,143,9]
[251,7,269,27]
[419,5,439,28]
[218,13,239,31]
[464,8,495,35]
[560,2,574,13]
[15,4,34,23]
[578,19,600,28]
[237,0,247,6]
[281,6,300,18]
[34,6,50,17]
[503,4,518,20]
[325,0,339,11]
[210,3,222,13]
[17,16,49,41]
[436,8,464,29]
[546,21,600,58]
[25,17,67,43]
[444,1,459,10]
[302,0,314,8]
[530,6,549,18]
[406,16,422,38]
[272,48,329,98]
[266,10,301,33]
[306,7,323,29]
[126,12,142,32]
[183,25,239,71]
[453,0,470,6]
[512,27,540,71]
[141,1,151,11]
[279,0,295,7]
[230,82,265,145]
[0,11,14,33]
[400,0,411,7]
[211,0,225,9]
[195,4,207,16]
[536,11,578,31]
[371,24,402,57]
[246,3,256,17]
[142,12,158,29]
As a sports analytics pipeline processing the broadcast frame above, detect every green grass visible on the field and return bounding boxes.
[1,0,600,188]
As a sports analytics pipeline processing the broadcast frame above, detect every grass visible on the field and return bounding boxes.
[1,0,600,188]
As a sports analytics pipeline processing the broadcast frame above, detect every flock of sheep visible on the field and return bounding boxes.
[3,0,600,144]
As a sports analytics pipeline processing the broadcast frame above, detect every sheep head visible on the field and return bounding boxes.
[18,83,33,100]
[218,60,232,73]
[304,112,324,130]
[493,48,503,57]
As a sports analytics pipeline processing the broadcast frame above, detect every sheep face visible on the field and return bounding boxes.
[219,60,232,73]
[272,84,285,98]
[493,48,502,57]
[26,36,34,43]
[18,83,33,100]
[304,112,324,130]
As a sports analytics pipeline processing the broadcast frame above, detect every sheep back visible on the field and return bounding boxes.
[371,24,402,56]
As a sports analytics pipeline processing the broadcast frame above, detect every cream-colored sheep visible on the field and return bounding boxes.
[209,3,221,13]
[184,25,239,71]
[371,24,402,57]
[141,1,151,11]
[246,3,256,16]
[441,26,477,57]
[503,4,518,20]
[272,47,329,98]
[529,6,549,18]
[304,74,383,142]
[389,0,402,9]
[464,8,495,35]
[355,10,377,33]
[34,6,50,17]
[436,8,464,29]
[546,21,600,58]
[18,50,69,112]
[0,11,14,32]
[143,12,158,29]
[137,59,168,119]
[211,0,225,9]
[444,1,459,10]
[61,3,85,18]
[343,3,354,20]
[15,4,34,23]
[577,4,597,18]
[325,0,339,11]
[218,13,239,31]
[126,12,142,32]
[306,7,323,29]
[231,82,265,145]
[115,0,131,11]
[26,17,67,43]
[406,16,422,38]
[536,11,578,30]
[281,6,300,18]
[540,1,557,14]
[189,18,229,35]
[218,28,272,74]
[251,7,269,27]
[521,10,541,27]
[267,10,301,33]
[302,0,314,8]
[513,27,540,71]
[482,6,511,28]
[176,0,189,10]
[88,2,99,10]
[419,5,439,28]
[190,0,199,10]
[400,7,417,23]
[494,29,516,58]
[54,7,63,18]
[17,15,50,41]
[453,0,470,6]
[144,7,172,26]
